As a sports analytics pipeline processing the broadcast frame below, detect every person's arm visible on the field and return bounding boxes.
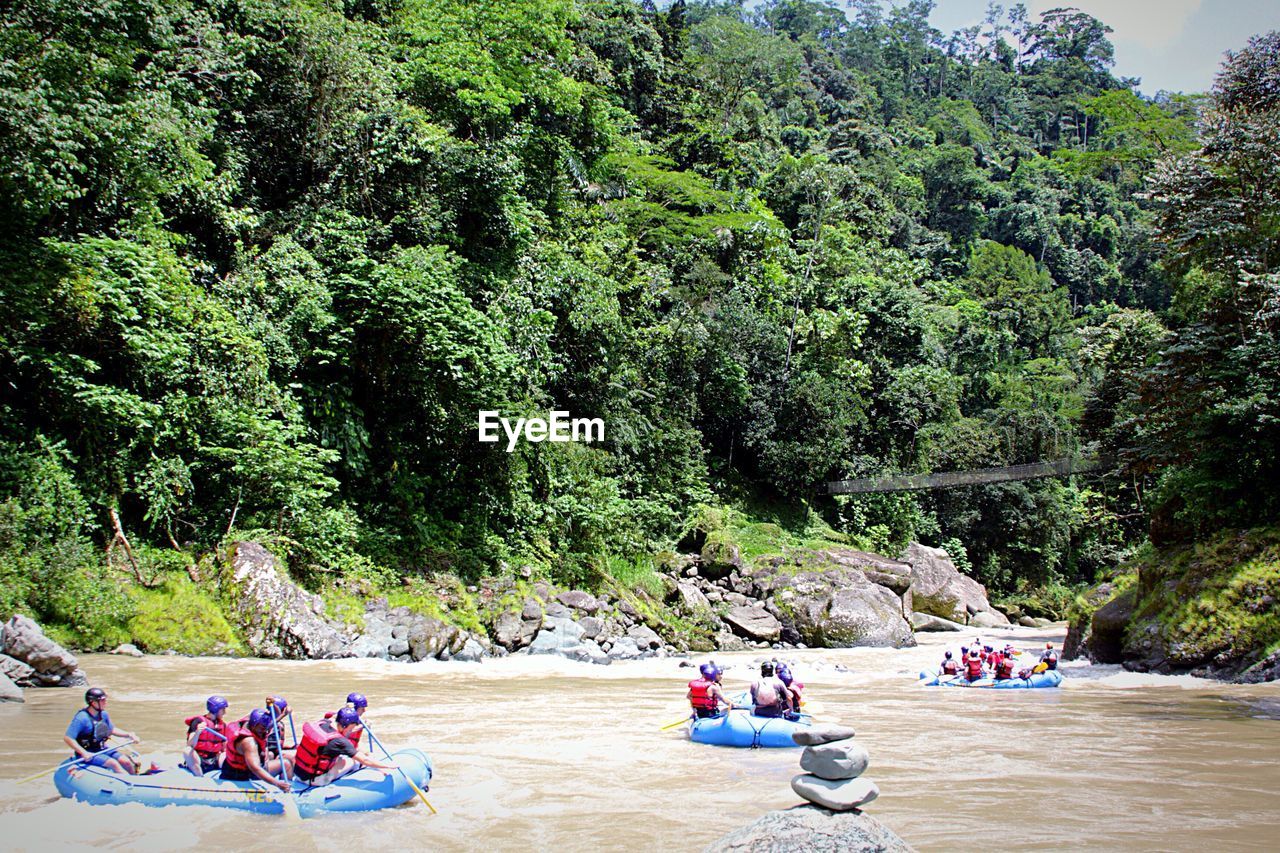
[110,725,138,742]
[244,741,289,790]
[63,734,91,760]
[352,749,399,772]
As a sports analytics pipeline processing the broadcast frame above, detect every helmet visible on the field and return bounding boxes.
[983,645,993,652]
[699,663,716,680]
[266,695,288,712]
[207,695,229,715]
[336,707,361,727]
[1046,642,1054,649]
[944,651,953,659]
[346,692,368,709]
[85,687,107,703]
[960,646,968,655]
[760,661,775,677]
[247,708,273,730]
[777,664,793,685]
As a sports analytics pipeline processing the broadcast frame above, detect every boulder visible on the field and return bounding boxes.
[606,637,644,660]
[109,643,144,657]
[723,606,782,642]
[544,602,569,618]
[714,631,749,652]
[407,619,461,661]
[451,638,487,663]
[1,615,82,684]
[627,625,662,650]
[706,805,914,853]
[388,639,410,658]
[557,590,601,614]
[968,610,1011,629]
[898,542,994,624]
[527,617,587,656]
[800,741,870,781]
[348,635,390,659]
[0,671,22,703]
[222,542,351,659]
[792,724,857,746]
[787,585,916,649]
[701,535,744,579]
[0,654,36,686]
[562,640,611,665]
[492,610,525,650]
[675,582,713,615]
[578,616,605,640]
[521,599,543,621]
[1090,589,1136,664]
[791,776,880,812]
[910,613,964,632]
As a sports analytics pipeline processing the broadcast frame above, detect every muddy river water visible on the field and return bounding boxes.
[1,627,1277,851]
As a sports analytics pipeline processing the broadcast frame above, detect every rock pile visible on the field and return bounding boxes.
[0,614,90,702]
[790,724,879,811]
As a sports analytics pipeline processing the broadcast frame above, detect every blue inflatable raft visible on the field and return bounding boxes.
[689,709,812,747]
[917,670,1063,689]
[53,748,432,818]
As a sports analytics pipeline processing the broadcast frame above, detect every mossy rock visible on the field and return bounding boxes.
[128,577,248,656]
[701,530,744,578]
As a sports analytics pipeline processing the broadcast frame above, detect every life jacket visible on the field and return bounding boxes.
[294,720,344,779]
[222,725,264,775]
[237,714,291,754]
[687,678,719,712]
[965,656,985,680]
[941,659,960,675]
[1041,650,1059,670]
[753,678,782,711]
[995,656,1016,679]
[184,714,229,759]
[322,710,363,748]
[75,709,112,753]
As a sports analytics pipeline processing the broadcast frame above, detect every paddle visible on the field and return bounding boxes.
[19,737,139,785]
[360,720,436,815]
[660,715,693,731]
[266,705,301,822]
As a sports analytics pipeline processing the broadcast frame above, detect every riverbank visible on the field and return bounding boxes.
[2,626,1278,851]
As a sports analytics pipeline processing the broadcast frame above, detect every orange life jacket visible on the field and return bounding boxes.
[184,714,229,759]
[687,678,719,711]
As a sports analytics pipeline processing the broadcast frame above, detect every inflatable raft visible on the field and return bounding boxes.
[53,748,432,818]
[689,709,811,747]
[918,670,1063,689]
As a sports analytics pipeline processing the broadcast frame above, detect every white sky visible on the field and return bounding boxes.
[928,0,1280,94]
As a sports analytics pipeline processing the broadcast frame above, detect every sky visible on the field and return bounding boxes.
[927,0,1280,94]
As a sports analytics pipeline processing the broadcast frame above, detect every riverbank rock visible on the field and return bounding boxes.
[706,806,914,853]
[782,583,915,649]
[0,671,21,703]
[222,542,351,659]
[1,615,87,686]
[898,543,1001,625]
[110,643,144,657]
[724,605,782,642]
[967,609,1011,629]
[1090,589,1135,664]
[910,613,964,632]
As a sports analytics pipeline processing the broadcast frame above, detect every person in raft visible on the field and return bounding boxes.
[1039,642,1060,671]
[776,663,804,715]
[64,687,140,774]
[293,707,398,786]
[220,708,291,791]
[183,695,231,776]
[963,647,986,682]
[940,650,961,676]
[750,661,791,718]
[323,692,370,750]
[687,663,732,719]
[263,695,296,761]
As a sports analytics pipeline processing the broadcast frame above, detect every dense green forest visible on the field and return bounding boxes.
[1,0,1277,646]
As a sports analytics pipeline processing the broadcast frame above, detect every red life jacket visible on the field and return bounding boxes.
[965,656,985,680]
[941,659,960,675]
[687,679,718,711]
[995,656,1016,679]
[294,720,344,779]
[323,710,363,748]
[184,714,229,759]
[222,725,264,775]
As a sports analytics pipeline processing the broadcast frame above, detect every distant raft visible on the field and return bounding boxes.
[917,670,1063,689]
[689,709,812,747]
[53,748,432,818]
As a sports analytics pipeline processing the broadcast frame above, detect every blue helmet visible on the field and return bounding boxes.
[336,707,361,727]
[267,695,288,712]
[206,695,229,715]
[247,708,273,730]
[699,663,717,680]
[777,664,793,686]
[346,692,368,709]
[944,651,953,659]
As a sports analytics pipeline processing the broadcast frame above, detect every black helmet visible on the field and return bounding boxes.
[85,687,107,703]
[761,661,775,676]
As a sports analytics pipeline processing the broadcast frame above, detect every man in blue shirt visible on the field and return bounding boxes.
[62,687,139,774]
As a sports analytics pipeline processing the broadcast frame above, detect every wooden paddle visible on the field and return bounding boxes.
[361,721,437,815]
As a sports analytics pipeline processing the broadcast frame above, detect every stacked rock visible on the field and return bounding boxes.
[790,723,879,811]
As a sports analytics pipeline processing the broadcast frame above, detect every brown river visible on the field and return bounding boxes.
[1,626,1278,852]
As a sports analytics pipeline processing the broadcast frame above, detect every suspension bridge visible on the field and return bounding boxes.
[823,457,1110,495]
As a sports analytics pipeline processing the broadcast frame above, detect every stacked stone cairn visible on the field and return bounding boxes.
[790,723,878,811]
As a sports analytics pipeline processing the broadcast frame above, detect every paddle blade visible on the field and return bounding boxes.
[279,792,301,822]
[660,716,691,731]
